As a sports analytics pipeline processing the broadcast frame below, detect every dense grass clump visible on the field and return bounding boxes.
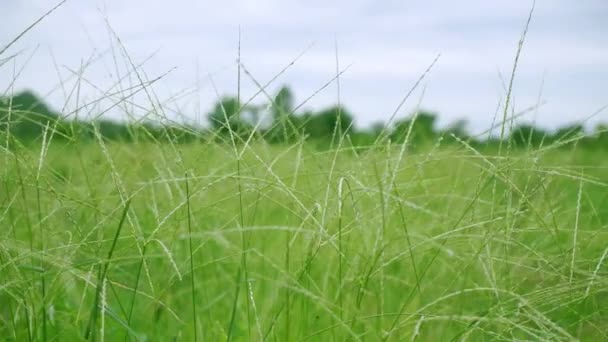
[1,136,607,340]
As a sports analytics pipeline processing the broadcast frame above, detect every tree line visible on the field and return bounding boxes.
[1,87,607,150]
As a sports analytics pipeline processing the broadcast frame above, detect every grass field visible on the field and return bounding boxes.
[1,4,608,340]
[1,135,607,341]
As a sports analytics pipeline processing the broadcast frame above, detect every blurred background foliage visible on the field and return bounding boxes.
[1,87,607,150]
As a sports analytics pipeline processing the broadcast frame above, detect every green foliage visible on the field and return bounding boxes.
[302,105,354,139]
[594,124,608,146]
[2,88,608,151]
[0,90,60,142]
[265,86,300,143]
[207,96,243,134]
[271,85,295,119]
[510,124,548,147]
[553,124,585,143]
[390,111,438,145]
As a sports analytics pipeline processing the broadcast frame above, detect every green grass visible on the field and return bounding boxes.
[2,4,607,339]
[1,138,607,341]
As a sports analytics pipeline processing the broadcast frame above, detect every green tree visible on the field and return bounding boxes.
[266,86,300,143]
[594,124,608,148]
[349,121,386,147]
[390,111,438,145]
[510,124,548,148]
[0,90,60,141]
[549,124,584,146]
[207,96,245,136]
[271,86,294,119]
[303,106,354,140]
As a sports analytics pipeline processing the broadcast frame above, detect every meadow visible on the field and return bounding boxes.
[2,3,608,340]
[1,135,607,341]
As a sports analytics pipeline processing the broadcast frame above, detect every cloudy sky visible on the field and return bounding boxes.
[1,0,607,133]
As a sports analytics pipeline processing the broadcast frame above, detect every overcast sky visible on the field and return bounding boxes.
[1,0,607,133]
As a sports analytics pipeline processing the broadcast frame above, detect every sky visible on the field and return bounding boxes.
[1,0,607,134]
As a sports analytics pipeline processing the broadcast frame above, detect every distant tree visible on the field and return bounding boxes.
[445,119,468,138]
[346,121,385,147]
[390,111,438,145]
[4,86,608,151]
[207,96,245,136]
[96,119,132,141]
[302,106,354,139]
[594,124,608,148]
[2,90,57,117]
[441,119,470,145]
[266,86,299,143]
[0,90,61,142]
[271,86,295,119]
[510,124,548,148]
[370,121,386,136]
[550,124,584,146]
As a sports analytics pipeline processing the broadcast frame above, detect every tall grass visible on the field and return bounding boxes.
[1,3,608,341]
